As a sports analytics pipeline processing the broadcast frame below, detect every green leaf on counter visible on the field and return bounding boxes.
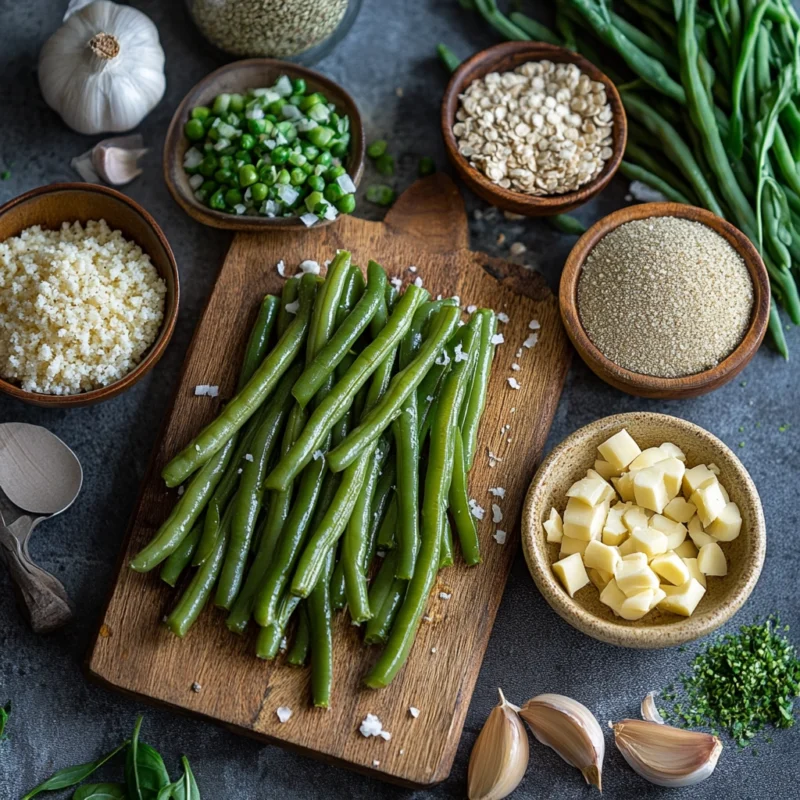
[73,783,128,799]
[125,717,170,800]
[0,701,10,741]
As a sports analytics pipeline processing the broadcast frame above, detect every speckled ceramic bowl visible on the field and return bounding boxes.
[522,412,766,649]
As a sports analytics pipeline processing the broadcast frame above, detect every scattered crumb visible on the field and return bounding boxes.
[279,636,288,652]
[390,276,402,290]
[194,384,219,397]
[496,233,506,245]
[454,343,468,363]
[523,333,538,348]
[491,333,504,345]
[276,260,286,277]
[400,749,405,755]
[511,363,520,371]
[177,486,185,496]
[507,377,521,390]
[373,760,380,767]
[509,242,527,256]
[195,444,201,452]
[299,259,320,275]
[276,706,292,723]
[360,713,390,739]
[285,299,300,314]
[515,348,523,358]
[510,407,516,413]
[313,450,324,461]
[409,707,420,718]
[431,647,437,654]
[422,615,433,622]
[529,320,540,330]
[503,211,525,221]
[466,304,478,313]
[414,276,423,287]
[493,529,507,544]
[237,467,243,474]
[492,504,503,523]
[408,265,417,273]
[191,682,202,693]
[439,592,451,600]
[244,453,254,462]
[489,487,506,498]
[468,499,486,520]
[497,312,509,323]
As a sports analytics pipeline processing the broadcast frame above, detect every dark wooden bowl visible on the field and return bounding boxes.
[560,203,771,399]
[0,184,180,408]
[441,41,627,217]
[164,58,365,232]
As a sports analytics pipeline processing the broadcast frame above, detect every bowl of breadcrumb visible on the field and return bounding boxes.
[0,183,179,407]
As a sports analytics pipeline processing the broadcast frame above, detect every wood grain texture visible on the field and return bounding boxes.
[559,202,770,399]
[87,174,571,787]
[441,42,627,217]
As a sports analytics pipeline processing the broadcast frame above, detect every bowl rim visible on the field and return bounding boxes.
[521,411,766,648]
[559,202,771,398]
[0,182,180,408]
[440,40,627,216]
[163,57,365,232]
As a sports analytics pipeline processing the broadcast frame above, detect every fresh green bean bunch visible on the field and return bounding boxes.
[130,252,497,706]
[460,0,800,357]
[183,74,356,223]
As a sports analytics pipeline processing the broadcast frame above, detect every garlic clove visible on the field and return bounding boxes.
[519,694,604,791]
[468,688,529,800]
[613,718,722,787]
[640,692,665,725]
[92,135,148,185]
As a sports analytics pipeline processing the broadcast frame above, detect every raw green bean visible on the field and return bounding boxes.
[330,553,347,610]
[450,431,480,565]
[159,523,201,587]
[364,554,407,645]
[509,11,562,44]
[769,299,790,358]
[376,497,398,550]
[437,43,462,73]
[625,141,698,202]
[439,512,455,568]
[474,0,531,40]
[287,605,310,666]
[546,214,587,236]
[307,549,334,707]
[619,161,694,204]
[460,309,496,470]
[305,250,352,365]
[256,594,300,659]
[363,550,399,638]
[265,284,428,492]
[194,495,223,567]
[240,295,280,384]
[292,261,387,407]
[780,104,800,160]
[610,10,680,72]
[277,277,300,336]
[163,274,318,487]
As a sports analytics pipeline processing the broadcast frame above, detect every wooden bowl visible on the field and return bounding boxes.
[164,59,365,232]
[441,41,626,217]
[522,412,766,649]
[560,203,771,399]
[0,183,179,408]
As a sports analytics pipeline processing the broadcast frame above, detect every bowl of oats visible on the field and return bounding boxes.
[441,41,627,216]
[0,184,179,407]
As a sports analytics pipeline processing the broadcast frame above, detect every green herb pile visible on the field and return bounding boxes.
[182,74,355,224]
[22,716,200,799]
[662,616,800,747]
[453,0,800,356]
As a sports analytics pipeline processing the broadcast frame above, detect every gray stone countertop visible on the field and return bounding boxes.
[1,1,798,798]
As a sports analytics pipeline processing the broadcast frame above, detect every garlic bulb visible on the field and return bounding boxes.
[39,1,166,134]
[519,694,604,791]
[468,689,529,800]
[613,718,722,787]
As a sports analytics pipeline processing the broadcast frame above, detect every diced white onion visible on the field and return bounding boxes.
[282,104,302,120]
[277,185,298,205]
[183,147,203,168]
[189,174,204,190]
[275,75,293,96]
[234,204,246,215]
[336,174,357,194]
[300,212,319,227]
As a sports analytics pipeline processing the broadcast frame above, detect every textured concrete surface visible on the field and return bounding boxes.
[1,1,799,798]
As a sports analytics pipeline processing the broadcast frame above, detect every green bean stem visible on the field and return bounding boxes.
[276,277,300,336]
[619,161,694,204]
[307,549,335,708]
[159,523,201,587]
[546,214,587,236]
[437,43,462,73]
[287,605,310,666]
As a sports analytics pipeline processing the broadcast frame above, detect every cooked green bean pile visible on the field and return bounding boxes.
[463,0,800,356]
[182,74,355,224]
[130,252,497,706]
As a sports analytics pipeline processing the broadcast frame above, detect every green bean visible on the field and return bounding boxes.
[292,261,386,407]
[439,513,455,568]
[619,161,694,204]
[159,523,201,587]
[305,250,352,365]
[460,309,496,470]
[287,605,310,666]
[277,277,300,336]
[509,11,562,44]
[376,497,398,550]
[163,274,317,487]
[729,0,771,157]
[327,305,461,473]
[364,557,407,645]
[364,314,478,689]
[307,549,334,707]
[363,550,399,637]
[474,0,531,40]
[546,214,587,236]
[772,126,800,198]
[265,284,427,492]
[194,495,223,567]
[255,594,300,659]
[769,299,790,358]
[241,295,281,383]
[610,10,680,71]
[437,43,462,73]
[330,553,348,610]
[450,432,481,566]
[780,104,800,160]
[625,141,698,203]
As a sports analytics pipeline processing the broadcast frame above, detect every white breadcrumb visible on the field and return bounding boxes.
[466,304,477,313]
[511,363,520,371]
[194,385,219,397]
[299,259,321,275]
[489,487,506,498]
[496,312,509,323]
[454,343,468,363]
[313,450,324,461]
[523,333,538,348]
[177,486,185,496]
[468,499,486,520]
[191,682,201,692]
[359,713,391,740]
[408,265,417,273]
[490,333,505,345]
[413,276,423,288]
[492,504,503,523]
[509,242,527,256]
[390,276,402,290]
[285,299,300,314]
[409,707,420,718]
[276,706,292,723]
[507,377,521,389]
[244,453,254,462]
[494,529,507,544]
[439,592,451,600]
[528,319,540,330]
[276,259,286,277]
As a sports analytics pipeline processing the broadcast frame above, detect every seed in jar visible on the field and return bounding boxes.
[577,217,753,378]
[453,60,614,197]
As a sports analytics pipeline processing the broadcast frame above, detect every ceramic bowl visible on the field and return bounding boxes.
[522,412,766,648]
[560,203,771,399]
[0,183,179,408]
[440,41,626,216]
[164,58,365,231]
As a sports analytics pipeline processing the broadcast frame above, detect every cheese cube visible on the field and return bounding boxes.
[658,579,706,616]
[664,497,697,524]
[612,471,637,503]
[623,505,650,533]
[707,502,742,542]
[650,551,690,585]
[586,470,617,502]
[619,590,655,620]
[659,442,686,462]
[697,542,728,576]
[690,481,727,527]
[567,476,611,506]
[688,515,715,548]
[708,462,721,475]
[630,526,669,559]
[599,578,627,615]
[543,507,563,543]
[682,557,707,588]
[617,536,638,556]
[559,535,589,558]
[588,567,613,591]
[673,539,699,559]
[633,466,669,513]
[682,464,717,497]
[649,515,687,550]
[602,505,629,546]
[655,458,686,499]
[593,459,619,481]
[648,587,667,610]
[584,540,622,574]
[597,428,641,471]
[629,447,669,471]
[563,497,607,541]
[615,554,659,596]
[553,553,590,597]
[719,482,730,503]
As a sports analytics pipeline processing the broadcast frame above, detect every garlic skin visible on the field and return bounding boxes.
[468,689,529,800]
[614,718,722,787]
[519,694,604,791]
[39,1,166,135]
[640,692,665,725]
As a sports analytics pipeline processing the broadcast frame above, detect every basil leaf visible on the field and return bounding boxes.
[125,716,170,800]
[155,780,182,800]
[181,756,201,800]
[21,741,128,800]
[73,783,128,799]
[126,716,145,800]
[0,701,10,741]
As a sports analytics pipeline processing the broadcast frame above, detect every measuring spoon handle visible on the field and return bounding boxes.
[0,525,72,633]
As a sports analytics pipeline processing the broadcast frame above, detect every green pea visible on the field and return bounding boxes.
[191,106,211,121]
[330,112,341,128]
[247,118,267,135]
[302,144,319,161]
[292,77,307,94]
[202,115,216,131]
[265,113,278,124]
[301,162,314,175]
[212,93,231,115]
[330,141,348,159]
[290,167,307,186]
[234,150,253,164]
[260,165,278,185]
[315,151,333,167]
[299,92,327,111]
[288,151,307,167]
[214,168,236,186]
[198,154,219,178]
[306,126,335,147]
[218,155,234,170]
[323,183,344,203]
[267,99,286,115]
[209,189,227,210]
[418,156,435,177]
[289,94,304,107]
[200,180,218,195]
[275,121,297,142]
[225,188,243,206]
[229,93,245,112]
[307,175,325,192]
[326,165,346,182]
[375,153,395,177]
[239,133,256,151]
[335,194,356,214]
[251,182,268,203]
[305,191,325,212]
[184,118,205,141]
[277,168,291,185]
[239,164,258,187]
[366,184,395,206]
[367,139,388,158]
[272,146,290,165]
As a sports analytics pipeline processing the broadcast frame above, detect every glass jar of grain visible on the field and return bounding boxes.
[185,0,362,64]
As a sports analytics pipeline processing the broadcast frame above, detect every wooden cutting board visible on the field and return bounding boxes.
[87,174,571,787]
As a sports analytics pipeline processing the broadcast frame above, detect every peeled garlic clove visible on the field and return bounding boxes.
[519,694,604,791]
[92,135,148,185]
[640,692,665,724]
[468,688,529,800]
[613,718,722,787]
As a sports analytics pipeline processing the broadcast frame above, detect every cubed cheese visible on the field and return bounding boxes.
[586,469,617,502]
[615,554,659,596]
[630,526,669,559]
[619,590,656,620]
[588,567,613,591]
[697,542,728,576]
[553,553,590,597]
[599,578,627,615]
[597,428,641,471]
[563,497,607,541]
[602,505,629,546]
[663,496,697,524]
[682,557,707,588]
[559,535,590,558]
[623,505,650,533]
[658,579,706,616]
[649,514,687,550]
[659,442,686,461]
[617,536,638,557]
[706,502,742,542]
[682,464,717,496]
[690,481,727,527]
[688,515,715,548]
[655,458,686,499]
[673,539,699,559]
[629,447,669,471]
[593,459,619,481]
[633,466,669,513]
[543,507,563,543]
[612,471,637,503]
[650,551,690,585]
[648,587,667,610]
[567,476,612,506]
[584,539,622,574]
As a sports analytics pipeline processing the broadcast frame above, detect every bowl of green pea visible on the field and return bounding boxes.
[163,58,364,230]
